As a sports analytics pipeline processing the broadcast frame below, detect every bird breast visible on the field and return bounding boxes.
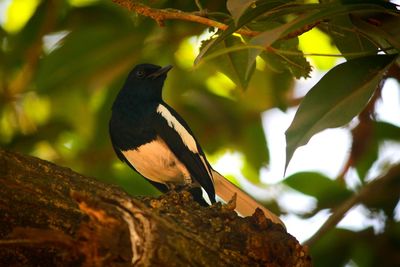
[122,136,191,185]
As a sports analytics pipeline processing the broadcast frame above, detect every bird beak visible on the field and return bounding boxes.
[148,65,173,79]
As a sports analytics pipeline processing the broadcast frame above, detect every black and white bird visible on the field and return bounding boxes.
[109,63,283,226]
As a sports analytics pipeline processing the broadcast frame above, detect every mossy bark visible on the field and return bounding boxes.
[0,149,311,267]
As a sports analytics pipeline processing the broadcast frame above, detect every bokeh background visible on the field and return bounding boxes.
[1,0,400,266]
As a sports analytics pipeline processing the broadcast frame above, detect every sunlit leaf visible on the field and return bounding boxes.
[200,35,255,90]
[3,0,41,34]
[298,27,340,70]
[205,72,236,99]
[285,54,397,171]
[3,0,55,83]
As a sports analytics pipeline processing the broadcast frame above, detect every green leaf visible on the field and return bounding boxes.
[227,0,256,24]
[329,16,378,60]
[311,228,359,267]
[198,1,396,67]
[247,2,396,76]
[260,37,312,79]
[284,172,351,209]
[352,13,400,51]
[200,35,255,90]
[247,30,280,78]
[355,139,379,181]
[224,36,255,89]
[195,0,287,64]
[285,54,397,171]
[363,189,400,219]
[247,20,302,78]
[375,121,400,141]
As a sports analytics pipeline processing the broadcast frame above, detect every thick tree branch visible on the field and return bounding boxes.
[0,149,311,266]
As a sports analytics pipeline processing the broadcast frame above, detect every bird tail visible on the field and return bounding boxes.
[212,170,285,227]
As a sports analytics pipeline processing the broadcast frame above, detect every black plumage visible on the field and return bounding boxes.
[109,64,215,205]
[109,63,284,227]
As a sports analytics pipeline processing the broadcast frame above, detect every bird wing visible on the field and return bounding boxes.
[151,103,216,203]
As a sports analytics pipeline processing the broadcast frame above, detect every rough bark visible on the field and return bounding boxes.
[0,149,311,267]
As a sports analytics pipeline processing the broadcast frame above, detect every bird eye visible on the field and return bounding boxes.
[136,70,146,78]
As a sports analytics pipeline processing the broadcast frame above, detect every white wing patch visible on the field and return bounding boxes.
[157,104,198,153]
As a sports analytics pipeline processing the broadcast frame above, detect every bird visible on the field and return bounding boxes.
[109,63,284,227]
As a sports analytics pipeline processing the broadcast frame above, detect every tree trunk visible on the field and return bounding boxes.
[0,149,311,267]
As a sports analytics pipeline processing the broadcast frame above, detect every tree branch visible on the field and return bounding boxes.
[111,0,260,37]
[305,163,400,246]
[0,149,311,266]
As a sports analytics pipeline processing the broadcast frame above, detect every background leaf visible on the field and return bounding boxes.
[284,172,352,212]
[36,28,138,92]
[285,54,397,170]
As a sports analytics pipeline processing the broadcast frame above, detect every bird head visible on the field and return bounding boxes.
[127,63,173,82]
[117,63,173,104]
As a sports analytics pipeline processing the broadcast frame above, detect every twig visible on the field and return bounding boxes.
[194,0,204,12]
[305,164,400,246]
[112,0,259,36]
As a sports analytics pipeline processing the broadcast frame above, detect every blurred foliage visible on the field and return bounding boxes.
[0,0,400,266]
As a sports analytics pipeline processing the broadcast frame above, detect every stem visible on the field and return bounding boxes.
[194,0,204,12]
[270,47,393,58]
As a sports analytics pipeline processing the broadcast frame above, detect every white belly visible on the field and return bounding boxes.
[122,137,191,185]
